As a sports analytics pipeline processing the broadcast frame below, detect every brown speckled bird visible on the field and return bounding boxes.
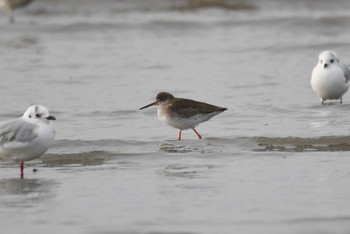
[140,92,227,140]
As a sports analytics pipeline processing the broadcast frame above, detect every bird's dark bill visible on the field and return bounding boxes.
[46,115,56,120]
[139,101,157,110]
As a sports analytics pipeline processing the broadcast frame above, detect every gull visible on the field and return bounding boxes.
[311,50,350,104]
[0,105,56,178]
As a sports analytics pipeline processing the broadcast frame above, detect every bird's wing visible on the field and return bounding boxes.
[168,98,226,118]
[0,119,38,145]
[339,63,350,82]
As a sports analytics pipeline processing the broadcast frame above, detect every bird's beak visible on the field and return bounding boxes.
[46,115,56,120]
[139,101,158,110]
[324,63,328,68]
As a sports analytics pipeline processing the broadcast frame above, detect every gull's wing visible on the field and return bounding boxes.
[0,118,38,145]
[339,63,350,82]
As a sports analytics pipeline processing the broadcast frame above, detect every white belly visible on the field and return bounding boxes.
[311,66,349,100]
[158,107,219,130]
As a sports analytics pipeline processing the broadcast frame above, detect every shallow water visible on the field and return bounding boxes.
[1,0,350,233]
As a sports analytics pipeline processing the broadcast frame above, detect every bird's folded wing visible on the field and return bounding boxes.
[169,98,224,118]
[0,119,38,145]
[339,63,350,82]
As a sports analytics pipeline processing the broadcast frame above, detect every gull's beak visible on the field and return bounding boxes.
[324,63,328,68]
[46,115,56,120]
[139,101,158,110]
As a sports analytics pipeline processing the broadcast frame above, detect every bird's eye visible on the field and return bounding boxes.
[320,60,323,63]
[35,114,41,118]
[330,59,334,63]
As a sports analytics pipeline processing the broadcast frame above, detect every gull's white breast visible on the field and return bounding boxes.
[311,65,349,100]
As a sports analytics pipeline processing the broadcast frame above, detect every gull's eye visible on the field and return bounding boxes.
[35,114,41,118]
[320,60,323,63]
[330,59,334,63]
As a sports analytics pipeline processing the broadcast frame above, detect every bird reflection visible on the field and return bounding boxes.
[0,178,58,207]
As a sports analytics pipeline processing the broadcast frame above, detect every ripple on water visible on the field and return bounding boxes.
[159,163,217,179]
[42,151,112,167]
[255,136,350,152]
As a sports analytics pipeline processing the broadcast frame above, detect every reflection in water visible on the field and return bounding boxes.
[160,163,217,179]
[159,143,193,153]
[0,178,59,207]
[159,141,224,154]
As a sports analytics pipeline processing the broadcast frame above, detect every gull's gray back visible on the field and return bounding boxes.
[339,63,350,82]
[0,118,38,145]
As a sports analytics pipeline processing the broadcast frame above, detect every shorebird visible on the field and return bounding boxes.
[311,50,350,104]
[140,92,227,140]
[0,105,56,178]
[0,0,34,23]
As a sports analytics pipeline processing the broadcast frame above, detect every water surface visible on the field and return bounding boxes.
[1,0,350,233]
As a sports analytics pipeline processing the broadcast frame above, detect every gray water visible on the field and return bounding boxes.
[1,0,350,233]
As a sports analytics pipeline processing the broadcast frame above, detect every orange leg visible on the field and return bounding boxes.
[178,130,182,140]
[20,161,24,179]
[192,128,202,139]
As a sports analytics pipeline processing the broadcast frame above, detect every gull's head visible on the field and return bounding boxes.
[22,105,56,122]
[318,50,339,69]
[139,92,175,110]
